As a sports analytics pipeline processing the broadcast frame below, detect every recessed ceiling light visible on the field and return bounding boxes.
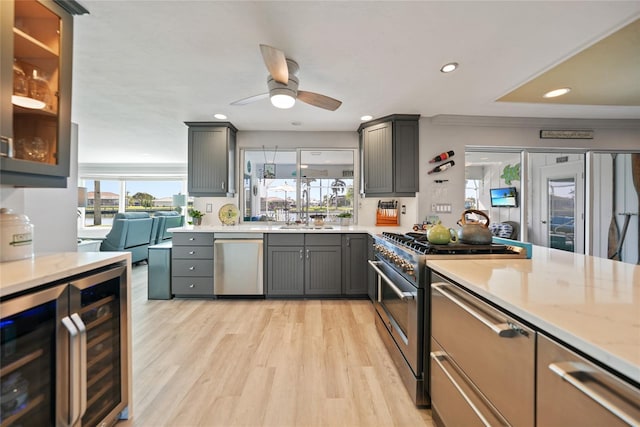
[360,115,373,121]
[543,87,571,98]
[214,113,227,120]
[440,62,458,73]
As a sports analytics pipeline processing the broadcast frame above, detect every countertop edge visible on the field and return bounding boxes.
[0,252,131,298]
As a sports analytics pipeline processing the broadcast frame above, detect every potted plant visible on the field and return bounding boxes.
[337,212,352,226]
[188,208,205,226]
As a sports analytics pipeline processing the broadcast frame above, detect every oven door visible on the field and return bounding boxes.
[369,257,422,376]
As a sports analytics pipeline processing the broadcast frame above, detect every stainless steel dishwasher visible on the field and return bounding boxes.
[214,233,264,296]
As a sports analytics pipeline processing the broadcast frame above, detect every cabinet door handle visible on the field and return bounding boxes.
[430,351,504,427]
[306,249,310,259]
[70,313,87,418]
[0,136,14,158]
[346,237,350,247]
[299,249,303,260]
[61,316,81,427]
[431,283,515,337]
[548,362,639,426]
[221,181,225,190]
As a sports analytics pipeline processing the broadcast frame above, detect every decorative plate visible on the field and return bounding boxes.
[218,203,239,225]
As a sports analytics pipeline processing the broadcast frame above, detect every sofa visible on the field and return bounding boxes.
[153,211,184,243]
[489,221,520,240]
[100,212,158,263]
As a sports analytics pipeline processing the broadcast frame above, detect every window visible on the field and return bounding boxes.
[80,179,187,227]
[241,149,356,223]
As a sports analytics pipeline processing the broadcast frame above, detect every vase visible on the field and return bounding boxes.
[192,217,202,226]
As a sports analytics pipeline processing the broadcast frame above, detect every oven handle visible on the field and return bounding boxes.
[368,260,415,300]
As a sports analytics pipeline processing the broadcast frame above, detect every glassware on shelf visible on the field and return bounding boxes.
[13,61,28,97]
[28,69,52,108]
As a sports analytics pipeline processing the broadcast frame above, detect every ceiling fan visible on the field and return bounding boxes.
[231,44,342,111]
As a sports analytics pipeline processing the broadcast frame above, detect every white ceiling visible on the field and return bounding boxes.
[71,1,640,165]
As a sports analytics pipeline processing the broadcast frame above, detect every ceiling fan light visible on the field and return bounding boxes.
[271,93,295,109]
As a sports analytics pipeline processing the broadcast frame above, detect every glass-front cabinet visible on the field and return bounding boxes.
[0,0,73,187]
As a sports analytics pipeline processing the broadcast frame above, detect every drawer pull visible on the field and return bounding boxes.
[189,237,195,241]
[189,284,195,288]
[189,251,195,255]
[430,351,503,427]
[549,362,639,426]
[189,266,195,271]
[432,283,515,337]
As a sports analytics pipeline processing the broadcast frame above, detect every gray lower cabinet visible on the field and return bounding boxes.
[171,232,215,297]
[537,333,640,426]
[342,234,368,295]
[266,233,342,296]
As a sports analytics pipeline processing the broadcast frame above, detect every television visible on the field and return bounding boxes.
[490,187,518,207]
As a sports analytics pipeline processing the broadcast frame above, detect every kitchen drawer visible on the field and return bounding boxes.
[431,274,535,427]
[172,246,214,260]
[172,259,214,277]
[305,234,341,246]
[173,232,215,246]
[430,339,506,427]
[537,333,640,426]
[267,233,304,246]
[172,277,214,296]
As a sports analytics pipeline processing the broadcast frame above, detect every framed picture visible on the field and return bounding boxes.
[263,163,276,179]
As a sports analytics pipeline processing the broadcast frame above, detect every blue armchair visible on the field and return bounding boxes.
[153,211,184,243]
[100,212,158,263]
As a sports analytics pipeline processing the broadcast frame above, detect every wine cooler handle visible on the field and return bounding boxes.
[71,313,88,418]
[61,316,80,427]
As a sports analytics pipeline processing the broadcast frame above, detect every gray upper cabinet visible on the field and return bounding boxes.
[358,114,420,197]
[1,0,75,188]
[185,121,237,197]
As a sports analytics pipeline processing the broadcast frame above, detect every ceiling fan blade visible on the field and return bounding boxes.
[297,91,342,111]
[259,44,289,84]
[230,93,269,106]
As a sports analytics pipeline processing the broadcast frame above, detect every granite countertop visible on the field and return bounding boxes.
[427,246,640,383]
[0,252,131,297]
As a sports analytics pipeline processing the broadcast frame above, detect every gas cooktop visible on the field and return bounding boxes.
[380,232,526,257]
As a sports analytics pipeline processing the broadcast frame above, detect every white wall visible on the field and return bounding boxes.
[0,124,79,253]
[419,115,640,260]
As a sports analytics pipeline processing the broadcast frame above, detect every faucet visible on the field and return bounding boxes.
[302,189,310,225]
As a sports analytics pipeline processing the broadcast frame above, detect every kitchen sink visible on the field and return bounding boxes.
[279,225,334,230]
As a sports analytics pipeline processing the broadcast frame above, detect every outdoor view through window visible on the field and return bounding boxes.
[241,149,355,223]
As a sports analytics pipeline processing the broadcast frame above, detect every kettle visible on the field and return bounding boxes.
[427,222,458,245]
[457,209,493,245]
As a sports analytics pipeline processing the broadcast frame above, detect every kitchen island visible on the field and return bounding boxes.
[427,247,639,426]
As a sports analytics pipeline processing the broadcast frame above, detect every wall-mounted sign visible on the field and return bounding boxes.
[540,130,594,139]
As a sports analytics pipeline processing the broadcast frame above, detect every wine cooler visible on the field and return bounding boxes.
[0,264,129,427]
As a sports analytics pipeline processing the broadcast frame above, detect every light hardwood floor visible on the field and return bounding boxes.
[118,264,433,427]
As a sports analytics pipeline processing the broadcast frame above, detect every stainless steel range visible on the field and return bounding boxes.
[368,231,526,407]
